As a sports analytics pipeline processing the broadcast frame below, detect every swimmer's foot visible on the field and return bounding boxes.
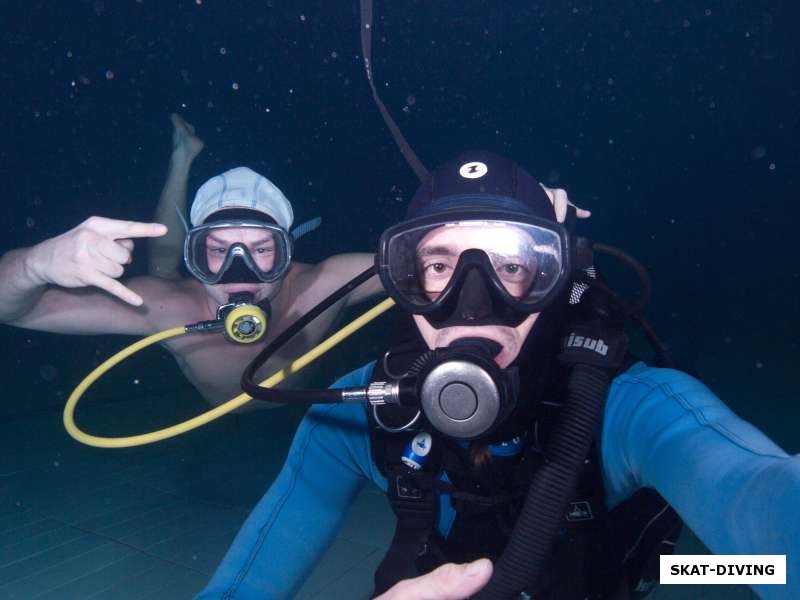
[170,113,204,161]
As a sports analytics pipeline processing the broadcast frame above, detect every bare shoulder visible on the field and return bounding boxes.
[11,275,208,336]
[298,253,375,287]
[285,253,381,309]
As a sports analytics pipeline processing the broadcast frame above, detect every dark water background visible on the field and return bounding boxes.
[0,0,797,449]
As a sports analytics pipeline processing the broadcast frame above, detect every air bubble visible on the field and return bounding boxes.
[750,145,766,159]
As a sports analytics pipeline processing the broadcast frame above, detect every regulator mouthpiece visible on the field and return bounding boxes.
[410,337,516,440]
[224,304,268,343]
[221,293,268,344]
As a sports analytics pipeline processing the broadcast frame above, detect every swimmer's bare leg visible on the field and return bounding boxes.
[148,114,205,279]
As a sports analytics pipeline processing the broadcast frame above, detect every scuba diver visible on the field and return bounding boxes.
[197,151,798,599]
[0,164,381,408]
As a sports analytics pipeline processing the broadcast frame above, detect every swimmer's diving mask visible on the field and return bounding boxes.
[184,220,293,285]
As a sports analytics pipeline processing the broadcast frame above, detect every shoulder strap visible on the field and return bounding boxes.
[373,464,441,596]
[606,488,683,598]
[368,349,446,596]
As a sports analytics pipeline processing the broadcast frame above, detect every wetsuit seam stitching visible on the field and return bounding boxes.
[617,375,786,459]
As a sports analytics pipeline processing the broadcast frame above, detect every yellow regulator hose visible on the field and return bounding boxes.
[64,298,396,448]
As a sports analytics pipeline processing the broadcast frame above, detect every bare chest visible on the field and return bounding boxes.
[162,305,344,406]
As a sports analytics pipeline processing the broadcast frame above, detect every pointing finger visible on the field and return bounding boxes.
[84,216,167,240]
[112,220,168,240]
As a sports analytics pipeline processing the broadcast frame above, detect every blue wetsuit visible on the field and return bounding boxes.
[197,362,799,599]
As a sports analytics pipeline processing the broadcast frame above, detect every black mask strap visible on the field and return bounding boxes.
[359,0,429,182]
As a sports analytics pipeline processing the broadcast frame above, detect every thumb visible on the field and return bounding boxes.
[376,559,493,600]
[434,559,493,598]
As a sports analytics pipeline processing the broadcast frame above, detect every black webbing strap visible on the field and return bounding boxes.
[373,466,439,596]
[359,0,429,182]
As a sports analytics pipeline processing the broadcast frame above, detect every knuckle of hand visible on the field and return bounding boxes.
[73,246,89,264]
[75,229,96,247]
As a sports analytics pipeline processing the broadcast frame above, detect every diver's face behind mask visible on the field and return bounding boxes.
[378,210,570,367]
[185,220,293,307]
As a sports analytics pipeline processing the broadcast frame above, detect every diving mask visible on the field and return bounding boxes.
[377,209,572,327]
[184,219,293,285]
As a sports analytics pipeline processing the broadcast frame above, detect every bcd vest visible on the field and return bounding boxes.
[367,355,683,599]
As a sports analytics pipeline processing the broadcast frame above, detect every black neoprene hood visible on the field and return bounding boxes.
[405,151,557,222]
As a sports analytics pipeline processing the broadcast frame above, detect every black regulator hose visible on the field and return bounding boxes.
[591,242,652,316]
[241,265,378,403]
[473,364,609,600]
[588,243,675,368]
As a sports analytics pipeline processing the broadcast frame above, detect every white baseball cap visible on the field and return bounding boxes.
[189,166,294,230]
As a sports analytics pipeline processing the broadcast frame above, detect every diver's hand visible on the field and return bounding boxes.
[540,185,591,223]
[374,559,493,600]
[26,216,167,306]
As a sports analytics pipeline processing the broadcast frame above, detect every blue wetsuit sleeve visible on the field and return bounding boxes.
[196,363,382,600]
[601,362,800,598]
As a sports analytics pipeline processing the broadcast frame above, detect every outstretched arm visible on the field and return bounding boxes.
[196,364,381,599]
[0,216,167,334]
[602,363,799,598]
[310,252,384,308]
